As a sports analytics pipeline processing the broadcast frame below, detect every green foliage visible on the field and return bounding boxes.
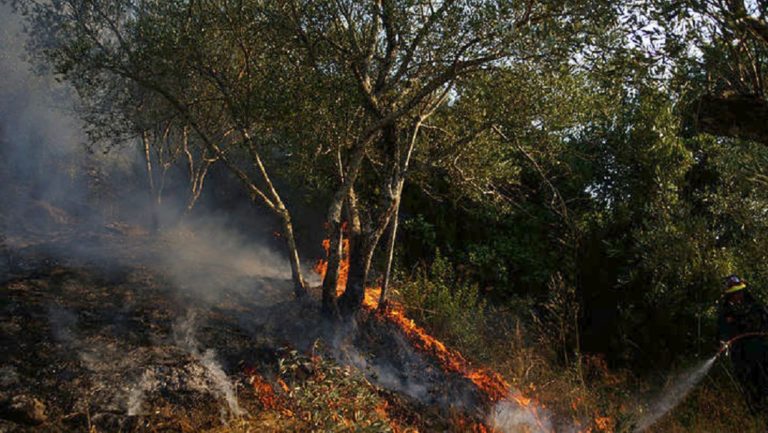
[397,57,768,370]
[277,347,394,433]
[397,250,487,355]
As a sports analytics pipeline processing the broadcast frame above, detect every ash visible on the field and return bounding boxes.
[0,221,499,432]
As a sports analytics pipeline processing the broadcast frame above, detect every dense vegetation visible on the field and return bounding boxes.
[8,0,768,430]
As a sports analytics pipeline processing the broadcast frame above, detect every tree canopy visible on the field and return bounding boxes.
[10,0,768,370]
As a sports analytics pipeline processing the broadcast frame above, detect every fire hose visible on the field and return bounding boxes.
[717,332,768,357]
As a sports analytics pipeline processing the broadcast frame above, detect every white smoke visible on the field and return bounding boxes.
[158,216,292,303]
[126,369,154,416]
[0,2,132,239]
[487,394,555,433]
[329,321,432,402]
[174,310,244,420]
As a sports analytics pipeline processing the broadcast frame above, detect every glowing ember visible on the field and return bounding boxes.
[593,416,614,432]
[244,368,282,410]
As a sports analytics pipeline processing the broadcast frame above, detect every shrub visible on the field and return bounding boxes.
[397,250,488,357]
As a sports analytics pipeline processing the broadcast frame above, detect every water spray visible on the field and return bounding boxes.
[635,331,768,432]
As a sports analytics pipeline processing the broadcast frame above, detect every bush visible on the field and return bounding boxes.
[397,250,488,357]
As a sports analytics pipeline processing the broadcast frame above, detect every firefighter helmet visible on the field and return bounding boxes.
[724,274,747,293]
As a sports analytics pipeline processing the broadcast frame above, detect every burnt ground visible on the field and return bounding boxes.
[0,214,489,432]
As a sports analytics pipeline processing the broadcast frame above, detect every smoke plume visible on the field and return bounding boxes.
[174,310,244,419]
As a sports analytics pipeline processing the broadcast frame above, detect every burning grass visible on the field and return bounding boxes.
[243,346,428,432]
[1,227,763,433]
[314,236,561,432]
[314,239,508,400]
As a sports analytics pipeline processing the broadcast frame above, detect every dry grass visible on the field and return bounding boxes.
[398,298,767,433]
[392,266,766,432]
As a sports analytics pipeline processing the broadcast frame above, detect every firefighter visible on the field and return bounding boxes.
[718,274,768,414]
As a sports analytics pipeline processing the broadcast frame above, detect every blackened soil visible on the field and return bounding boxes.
[0,226,486,433]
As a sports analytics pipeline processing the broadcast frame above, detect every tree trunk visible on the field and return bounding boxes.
[370,119,422,311]
[141,131,159,233]
[338,229,369,317]
[321,140,371,317]
[186,174,211,213]
[242,134,307,298]
[278,208,307,299]
[182,126,211,214]
[338,199,398,316]
[321,220,343,316]
[378,182,403,310]
[336,143,409,316]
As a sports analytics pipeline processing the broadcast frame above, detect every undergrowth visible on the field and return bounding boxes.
[231,345,428,433]
[394,257,767,432]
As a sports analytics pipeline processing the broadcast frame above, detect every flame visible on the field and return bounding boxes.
[245,368,283,411]
[315,233,615,433]
[313,236,350,291]
[315,234,509,401]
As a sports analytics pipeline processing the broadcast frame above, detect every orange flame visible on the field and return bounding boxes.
[316,234,509,402]
[313,236,350,291]
[245,368,282,411]
[593,416,614,433]
[315,234,614,433]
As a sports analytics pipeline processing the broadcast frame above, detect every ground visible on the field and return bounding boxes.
[0,206,494,433]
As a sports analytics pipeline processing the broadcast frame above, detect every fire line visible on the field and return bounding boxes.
[313,235,562,432]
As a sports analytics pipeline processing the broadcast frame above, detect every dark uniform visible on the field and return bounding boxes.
[718,286,768,414]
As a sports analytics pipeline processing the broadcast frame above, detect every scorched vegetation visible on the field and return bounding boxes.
[3,0,768,432]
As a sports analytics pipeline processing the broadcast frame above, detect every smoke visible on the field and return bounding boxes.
[158,216,292,303]
[328,321,433,403]
[0,3,141,247]
[47,305,78,345]
[487,395,555,433]
[0,2,301,284]
[174,310,244,419]
[126,369,154,416]
[633,356,717,432]
[0,1,304,308]
[48,304,113,373]
[0,3,82,163]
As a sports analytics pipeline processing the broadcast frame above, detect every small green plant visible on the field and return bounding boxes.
[397,250,488,357]
[276,346,394,432]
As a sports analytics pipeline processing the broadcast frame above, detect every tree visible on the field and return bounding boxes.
[652,0,768,142]
[16,0,310,296]
[279,0,618,316]
[17,0,621,316]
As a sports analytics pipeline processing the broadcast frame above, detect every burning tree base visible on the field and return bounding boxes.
[0,231,445,432]
[0,222,619,433]
[313,236,619,433]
